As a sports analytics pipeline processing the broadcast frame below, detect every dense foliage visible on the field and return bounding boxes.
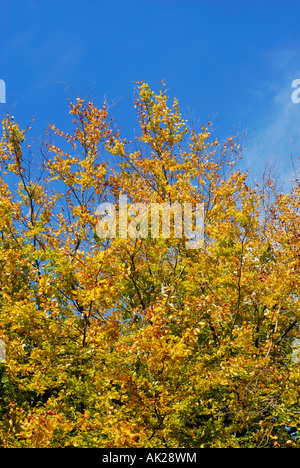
[0,82,299,447]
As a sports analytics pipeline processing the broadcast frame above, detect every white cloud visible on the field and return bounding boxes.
[243,49,300,190]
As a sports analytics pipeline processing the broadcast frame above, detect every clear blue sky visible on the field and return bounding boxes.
[1,0,300,186]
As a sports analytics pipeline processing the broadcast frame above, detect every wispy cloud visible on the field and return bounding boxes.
[243,47,300,189]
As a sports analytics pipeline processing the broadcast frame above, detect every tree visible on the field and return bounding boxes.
[0,81,299,448]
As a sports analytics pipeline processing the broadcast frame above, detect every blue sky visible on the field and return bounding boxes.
[1,0,300,188]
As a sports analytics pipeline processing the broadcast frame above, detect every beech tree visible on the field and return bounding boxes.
[0,82,299,448]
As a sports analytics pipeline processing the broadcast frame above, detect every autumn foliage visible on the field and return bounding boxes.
[0,82,300,447]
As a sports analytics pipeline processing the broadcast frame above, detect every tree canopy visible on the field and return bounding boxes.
[0,82,299,448]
